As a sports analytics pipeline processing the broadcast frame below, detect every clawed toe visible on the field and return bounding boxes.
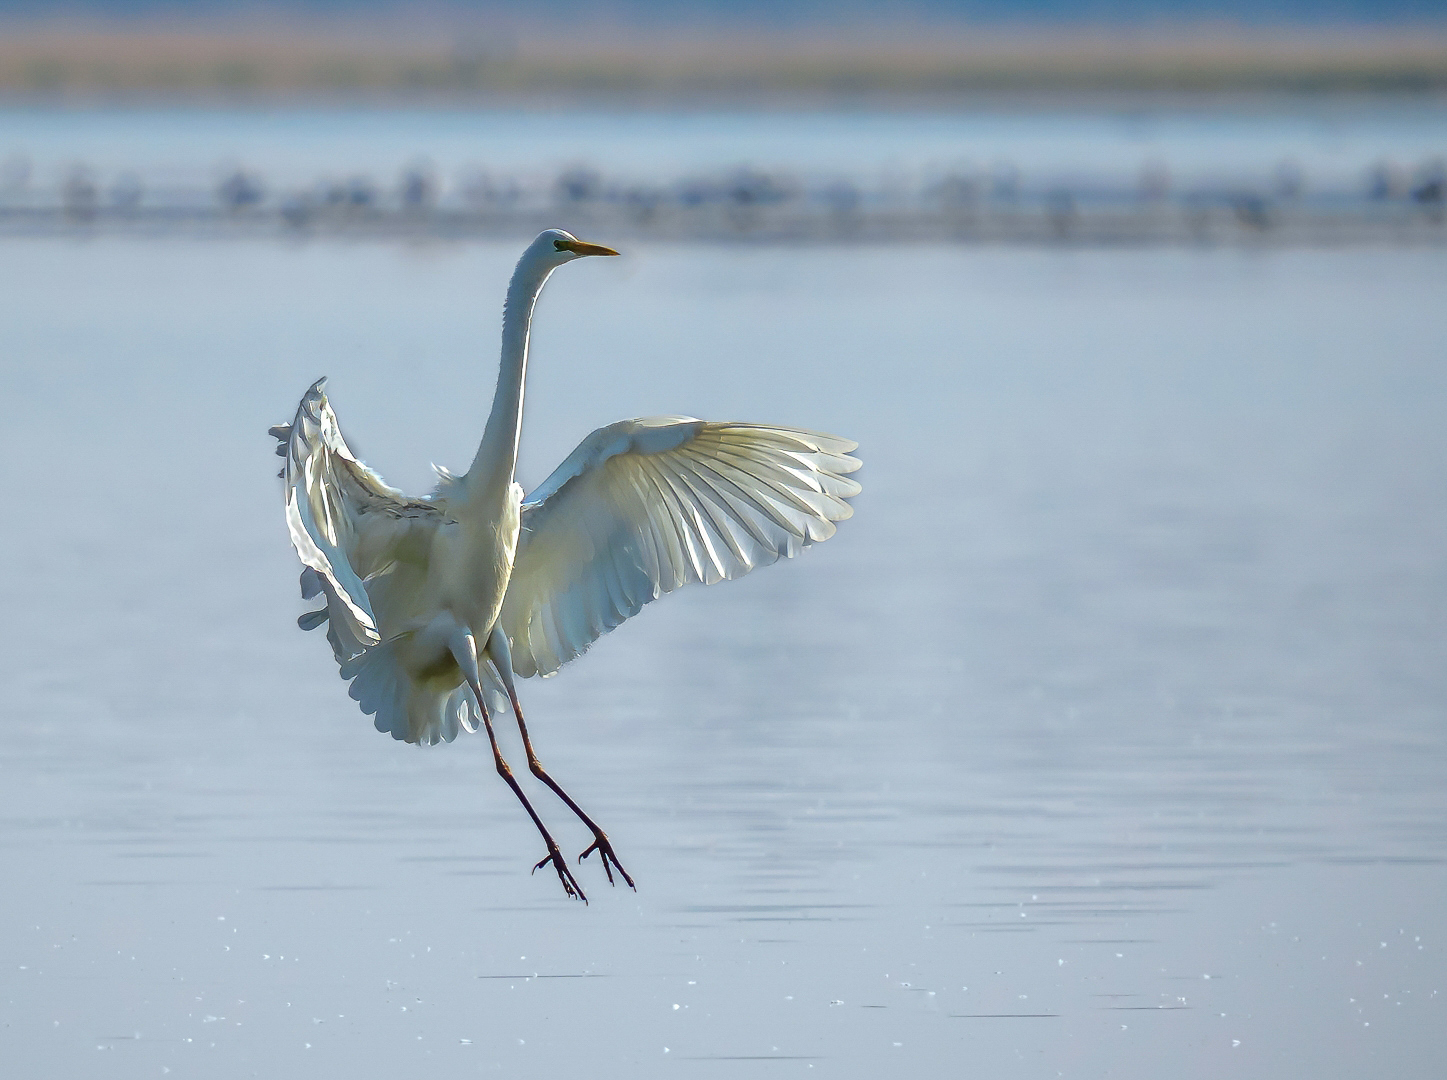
[579,836,637,891]
[533,848,588,902]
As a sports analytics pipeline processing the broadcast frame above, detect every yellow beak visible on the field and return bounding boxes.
[560,239,620,257]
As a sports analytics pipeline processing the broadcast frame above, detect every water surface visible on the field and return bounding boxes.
[0,239,1444,1077]
[3,102,1445,189]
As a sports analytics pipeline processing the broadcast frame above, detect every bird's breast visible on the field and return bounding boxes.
[433,484,521,635]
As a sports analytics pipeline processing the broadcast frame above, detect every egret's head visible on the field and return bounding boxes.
[532,228,620,265]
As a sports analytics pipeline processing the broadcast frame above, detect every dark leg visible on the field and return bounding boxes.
[474,694,586,903]
[504,683,636,891]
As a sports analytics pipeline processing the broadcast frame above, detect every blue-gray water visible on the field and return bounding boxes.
[5,102,1446,189]
[1,238,1444,1077]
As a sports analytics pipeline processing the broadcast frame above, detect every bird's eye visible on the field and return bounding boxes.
[553,239,568,251]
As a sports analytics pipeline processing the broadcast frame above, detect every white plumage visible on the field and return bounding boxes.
[271,230,860,899]
[502,416,861,679]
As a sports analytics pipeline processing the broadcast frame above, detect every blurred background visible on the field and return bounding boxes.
[1,2,1445,1079]
[0,0,1444,238]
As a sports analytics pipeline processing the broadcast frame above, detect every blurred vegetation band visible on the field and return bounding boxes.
[2,32,1447,98]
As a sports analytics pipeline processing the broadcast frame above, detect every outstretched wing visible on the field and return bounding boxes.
[499,417,861,679]
[270,378,444,657]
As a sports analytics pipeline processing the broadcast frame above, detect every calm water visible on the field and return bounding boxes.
[0,238,1444,1077]
[3,102,1446,190]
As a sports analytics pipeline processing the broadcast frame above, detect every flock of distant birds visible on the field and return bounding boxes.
[0,154,1442,243]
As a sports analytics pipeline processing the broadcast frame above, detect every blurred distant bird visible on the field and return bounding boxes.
[270,230,861,900]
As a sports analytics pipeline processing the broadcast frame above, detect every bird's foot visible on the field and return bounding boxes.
[579,834,636,890]
[533,844,587,903]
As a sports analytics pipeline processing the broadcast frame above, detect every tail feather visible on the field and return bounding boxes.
[340,639,510,746]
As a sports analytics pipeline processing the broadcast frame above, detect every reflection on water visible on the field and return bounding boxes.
[0,239,1444,1078]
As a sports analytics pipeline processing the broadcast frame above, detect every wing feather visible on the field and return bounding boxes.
[274,378,444,658]
[500,417,861,679]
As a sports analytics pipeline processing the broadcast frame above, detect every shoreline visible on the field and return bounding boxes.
[2,26,1445,105]
[4,197,1442,248]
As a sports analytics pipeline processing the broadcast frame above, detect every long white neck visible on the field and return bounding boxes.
[467,250,557,499]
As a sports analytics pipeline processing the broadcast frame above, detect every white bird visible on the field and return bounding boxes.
[270,230,861,900]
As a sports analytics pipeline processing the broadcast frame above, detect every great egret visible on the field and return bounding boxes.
[270,230,861,900]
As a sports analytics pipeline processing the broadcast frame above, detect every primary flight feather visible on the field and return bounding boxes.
[271,230,860,900]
